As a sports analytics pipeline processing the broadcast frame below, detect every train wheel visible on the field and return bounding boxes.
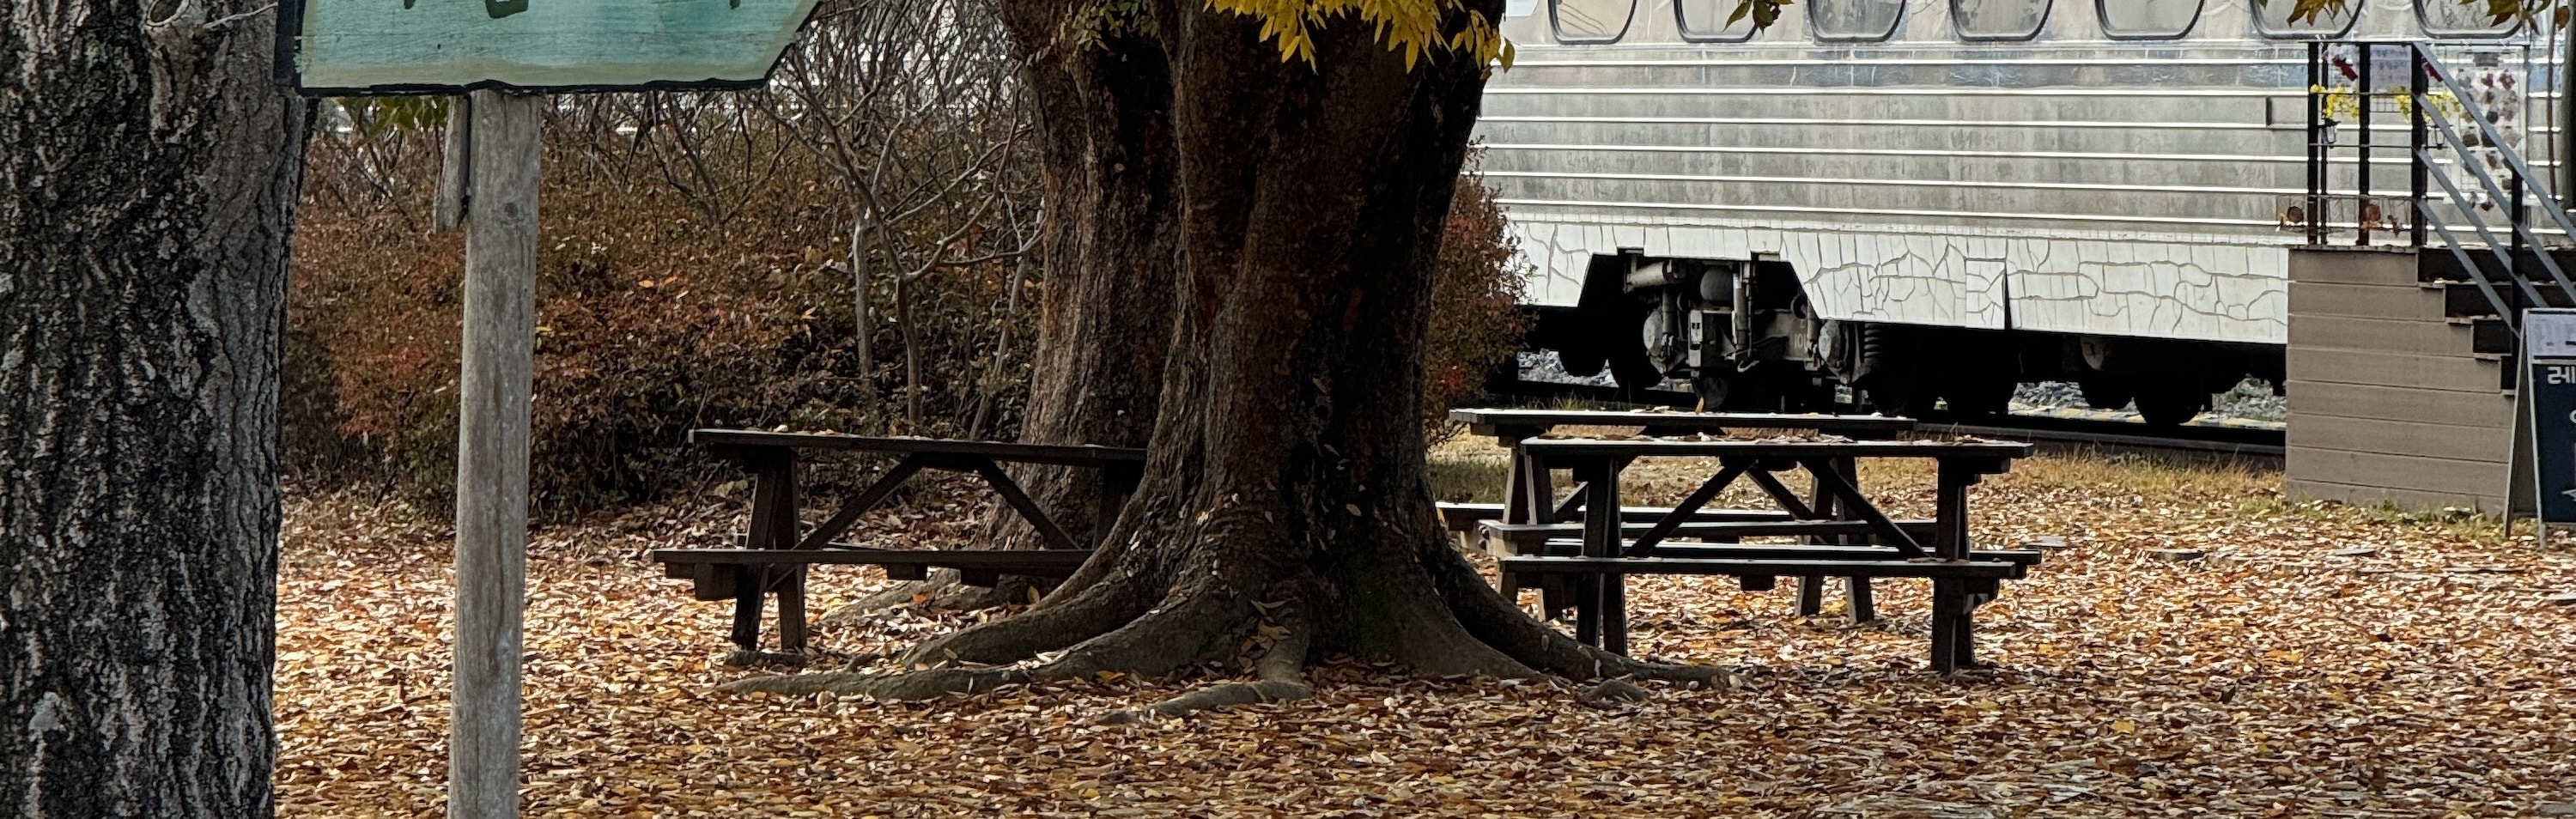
[2077,379,2133,410]
[1941,375,2016,417]
[2133,390,2208,427]
[1883,384,1941,418]
[1607,340,1663,390]
[1558,348,1607,378]
[1691,374,1730,409]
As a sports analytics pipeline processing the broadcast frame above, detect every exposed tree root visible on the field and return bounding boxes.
[723,519,1746,714]
[895,573,1152,667]
[1575,678,1651,709]
[719,649,811,669]
[726,583,1245,701]
[729,457,1735,712]
[818,566,1080,629]
[1096,602,1315,724]
[726,553,1740,715]
[723,664,1039,699]
[820,581,937,625]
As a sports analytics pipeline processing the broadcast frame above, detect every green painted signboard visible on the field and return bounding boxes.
[277,0,821,94]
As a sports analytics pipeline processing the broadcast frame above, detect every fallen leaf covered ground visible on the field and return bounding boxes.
[275,439,2576,817]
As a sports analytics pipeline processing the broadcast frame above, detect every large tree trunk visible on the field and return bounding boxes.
[986,9,1181,549]
[843,9,1180,615]
[744,1,1715,710]
[0,1,305,814]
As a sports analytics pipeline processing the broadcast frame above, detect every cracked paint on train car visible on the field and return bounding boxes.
[1797,232,2011,331]
[1508,219,2290,345]
[2003,240,2288,343]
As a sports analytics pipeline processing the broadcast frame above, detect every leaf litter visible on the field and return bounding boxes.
[275,446,2576,817]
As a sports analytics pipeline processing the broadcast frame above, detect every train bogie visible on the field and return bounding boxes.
[1482,0,2543,424]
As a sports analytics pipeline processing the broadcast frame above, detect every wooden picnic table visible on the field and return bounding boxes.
[1510,436,2037,674]
[655,429,1145,656]
[1445,408,1917,619]
[1445,407,1912,524]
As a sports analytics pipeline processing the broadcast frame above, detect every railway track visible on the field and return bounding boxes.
[1485,379,2286,459]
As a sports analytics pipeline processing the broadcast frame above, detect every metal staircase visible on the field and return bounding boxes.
[2304,40,2576,386]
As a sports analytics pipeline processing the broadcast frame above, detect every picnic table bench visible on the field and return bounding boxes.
[1444,408,1918,619]
[652,429,1143,655]
[1435,502,1795,539]
[1511,436,2037,674]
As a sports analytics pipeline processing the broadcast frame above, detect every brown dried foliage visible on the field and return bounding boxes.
[286,19,1528,513]
[289,21,1042,515]
[274,444,2576,816]
[1425,158,1531,436]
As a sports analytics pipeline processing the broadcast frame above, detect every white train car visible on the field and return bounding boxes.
[1482,0,2543,422]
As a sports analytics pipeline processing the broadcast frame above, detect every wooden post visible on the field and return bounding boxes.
[451,88,541,819]
[745,447,802,654]
[1582,458,1626,655]
[434,95,471,231]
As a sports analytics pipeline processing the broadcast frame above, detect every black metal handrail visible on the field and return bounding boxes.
[2308,40,2576,338]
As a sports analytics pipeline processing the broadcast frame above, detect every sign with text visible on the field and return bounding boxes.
[2524,308,2576,525]
[277,0,821,94]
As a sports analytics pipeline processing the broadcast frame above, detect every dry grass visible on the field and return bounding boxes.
[275,440,2576,817]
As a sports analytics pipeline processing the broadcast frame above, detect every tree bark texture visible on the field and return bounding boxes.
[0,0,306,814]
[739,1,1720,707]
[978,9,1180,554]
[837,12,1181,616]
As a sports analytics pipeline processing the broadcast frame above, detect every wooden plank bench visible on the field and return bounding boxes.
[1502,555,2026,670]
[653,547,1096,601]
[1502,556,2027,583]
[1516,435,2036,674]
[1437,501,1793,535]
[1474,519,1941,557]
[1447,408,1920,622]
[1448,408,1918,443]
[1513,544,2040,566]
[665,429,1145,656]
[1501,547,2037,614]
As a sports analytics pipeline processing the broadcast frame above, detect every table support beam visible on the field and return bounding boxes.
[1625,461,1749,556]
[1800,458,1929,559]
[793,454,926,550]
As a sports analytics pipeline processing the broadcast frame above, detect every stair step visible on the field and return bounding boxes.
[2417,246,2576,285]
[2440,281,2576,317]
[2444,282,2506,317]
[2469,316,2517,355]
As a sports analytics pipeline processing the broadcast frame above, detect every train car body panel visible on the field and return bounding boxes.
[1483,0,2541,352]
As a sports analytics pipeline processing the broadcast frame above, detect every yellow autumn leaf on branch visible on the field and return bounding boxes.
[1203,0,1510,67]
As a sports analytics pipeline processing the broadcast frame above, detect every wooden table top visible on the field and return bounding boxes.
[1516,436,2033,460]
[688,429,1146,466]
[1447,408,1916,438]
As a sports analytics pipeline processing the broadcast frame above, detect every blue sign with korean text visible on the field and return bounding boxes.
[2524,309,2576,524]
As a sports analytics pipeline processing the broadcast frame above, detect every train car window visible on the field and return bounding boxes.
[1810,0,1903,40]
[1953,0,2048,39]
[1551,0,1636,42]
[1676,0,1759,41]
[2256,0,2357,37]
[2097,0,2201,39]
[2419,0,2518,36]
